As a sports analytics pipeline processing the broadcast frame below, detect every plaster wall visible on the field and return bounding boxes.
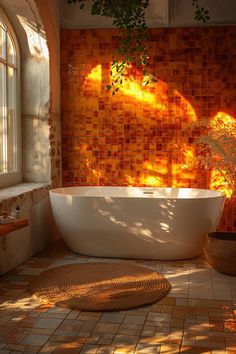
[59,0,169,28]
[0,184,59,275]
[171,0,236,26]
[0,0,51,184]
[59,0,236,29]
[0,0,61,274]
[35,0,62,188]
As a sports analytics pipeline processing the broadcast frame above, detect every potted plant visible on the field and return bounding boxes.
[205,231,236,275]
[191,114,236,275]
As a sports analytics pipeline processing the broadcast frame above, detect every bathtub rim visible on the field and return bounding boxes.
[49,186,225,199]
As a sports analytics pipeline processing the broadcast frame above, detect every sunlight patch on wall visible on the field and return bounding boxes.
[211,111,236,128]
[210,170,232,197]
[183,147,195,164]
[143,161,167,174]
[121,80,166,111]
[140,175,163,187]
[209,112,236,198]
[17,16,48,59]
[173,90,197,122]
[87,64,102,82]
[80,64,201,188]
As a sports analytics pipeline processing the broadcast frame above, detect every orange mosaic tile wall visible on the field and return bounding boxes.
[61,27,236,231]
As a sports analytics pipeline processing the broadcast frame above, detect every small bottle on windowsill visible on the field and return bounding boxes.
[15,206,20,219]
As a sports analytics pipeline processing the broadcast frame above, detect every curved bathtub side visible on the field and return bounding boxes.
[49,189,225,260]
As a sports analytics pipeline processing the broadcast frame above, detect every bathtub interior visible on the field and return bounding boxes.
[50,186,224,199]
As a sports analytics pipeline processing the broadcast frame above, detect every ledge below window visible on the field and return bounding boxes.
[0,182,51,202]
[0,218,29,237]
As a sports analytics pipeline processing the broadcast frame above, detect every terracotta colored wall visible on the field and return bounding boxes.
[61,27,236,231]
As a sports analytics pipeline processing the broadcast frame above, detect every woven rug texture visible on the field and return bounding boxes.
[28,262,171,311]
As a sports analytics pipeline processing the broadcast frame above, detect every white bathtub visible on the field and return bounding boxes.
[49,187,225,260]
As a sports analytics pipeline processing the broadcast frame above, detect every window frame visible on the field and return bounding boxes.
[0,6,21,188]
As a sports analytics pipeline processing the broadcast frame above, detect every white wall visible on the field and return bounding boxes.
[0,185,60,275]
[59,0,236,29]
[171,0,236,26]
[35,0,62,188]
[0,0,61,275]
[0,0,51,183]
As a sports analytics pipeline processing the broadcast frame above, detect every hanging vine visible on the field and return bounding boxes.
[192,0,210,23]
[66,0,209,94]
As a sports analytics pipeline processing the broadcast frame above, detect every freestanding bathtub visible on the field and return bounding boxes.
[49,187,225,260]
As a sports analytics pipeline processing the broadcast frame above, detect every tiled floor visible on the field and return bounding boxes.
[0,240,236,354]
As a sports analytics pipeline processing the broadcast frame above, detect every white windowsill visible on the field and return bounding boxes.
[0,182,51,202]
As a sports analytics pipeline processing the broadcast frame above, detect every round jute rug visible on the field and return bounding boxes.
[28,262,171,311]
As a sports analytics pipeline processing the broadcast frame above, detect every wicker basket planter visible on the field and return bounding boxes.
[204,232,236,275]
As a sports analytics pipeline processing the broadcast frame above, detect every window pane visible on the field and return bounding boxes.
[7,66,16,172]
[0,62,7,173]
[0,26,6,60]
[0,10,20,186]
[0,18,6,30]
[7,33,16,64]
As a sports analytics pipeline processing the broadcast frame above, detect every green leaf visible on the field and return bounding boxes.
[67,0,210,94]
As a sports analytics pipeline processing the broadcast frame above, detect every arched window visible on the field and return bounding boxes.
[0,8,20,187]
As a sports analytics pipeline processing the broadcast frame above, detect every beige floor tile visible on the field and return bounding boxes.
[97,345,116,353]
[98,333,115,345]
[135,343,161,353]
[123,315,146,325]
[112,334,139,345]
[34,317,63,329]
[93,322,120,334]
[100,313,125,324]
[1,240,236,354]
[21,333,50,346]
[66,309,80,320]
[80,343,100,353]
[160,344,180,353]
[118,324,143,336]
[114,345,136,353]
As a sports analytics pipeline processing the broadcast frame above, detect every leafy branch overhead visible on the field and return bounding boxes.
[192,0,210,23]
[66,0,156,94]
[67,0,210,94]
